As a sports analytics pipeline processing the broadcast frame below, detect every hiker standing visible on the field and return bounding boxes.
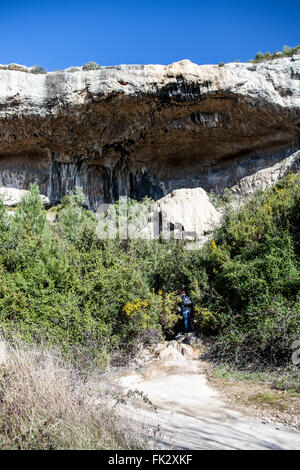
[178,289,193,333]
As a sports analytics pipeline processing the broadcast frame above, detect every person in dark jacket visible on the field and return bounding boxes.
[178,289,193,333]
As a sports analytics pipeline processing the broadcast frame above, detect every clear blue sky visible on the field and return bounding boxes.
[0,0,299,70]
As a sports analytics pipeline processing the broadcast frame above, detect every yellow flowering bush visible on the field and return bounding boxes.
[158,292,179,331]
[122,291,179,335]
[194,306,216,334]
[209,239,218,254]
[123,298,151,329]
[209,239,229,264]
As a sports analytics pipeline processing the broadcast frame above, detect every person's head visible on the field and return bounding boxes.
[179,289,186,296]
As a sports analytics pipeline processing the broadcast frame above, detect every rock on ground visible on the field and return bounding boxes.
[0,187,49,206]
[0,56,300,208]
[138,187,222,244]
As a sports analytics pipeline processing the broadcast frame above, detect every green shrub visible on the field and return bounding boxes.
[66,67,80,72]
[255,51,265,61]
[82,61,101,71]
[252,44,300,63]
[208,187,234,208]
[198,173,300,365]
[14,183,47,236]
[30,65,47,74]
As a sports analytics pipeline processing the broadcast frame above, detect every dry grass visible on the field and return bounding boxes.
[0,339,148,450]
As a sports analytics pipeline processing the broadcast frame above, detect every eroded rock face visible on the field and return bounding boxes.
[0,56,300,209]
[231,148,300,197]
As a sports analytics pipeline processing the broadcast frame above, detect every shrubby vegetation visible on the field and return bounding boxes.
[0,185,180,366]
[193,173,300,365]
[82,61,101,71]
[216,44,300,66]
[30,65,48,74]
[0,64,47,74]
[66,67,81,72]
[0,174,299,368]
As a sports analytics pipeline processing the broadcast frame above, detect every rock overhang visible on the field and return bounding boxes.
[0,56,299,209]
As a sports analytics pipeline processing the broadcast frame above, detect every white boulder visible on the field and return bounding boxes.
[140,187,222,246]
[0,187,49,207]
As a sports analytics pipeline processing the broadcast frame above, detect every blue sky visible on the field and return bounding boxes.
[0,0,299,69]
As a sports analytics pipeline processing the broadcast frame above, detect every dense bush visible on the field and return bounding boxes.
[30,65,47,74]
[251,44,300,63]
[0,174,299,367]
[191,173,300,365]
[82,61,101,71]
[0,185,184,363]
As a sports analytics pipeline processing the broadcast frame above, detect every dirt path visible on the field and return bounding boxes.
[119,355,300,450]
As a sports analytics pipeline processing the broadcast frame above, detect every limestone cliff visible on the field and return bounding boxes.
[0,56,299,209]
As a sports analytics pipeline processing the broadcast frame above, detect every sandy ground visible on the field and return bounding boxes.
[119,357,300,450]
